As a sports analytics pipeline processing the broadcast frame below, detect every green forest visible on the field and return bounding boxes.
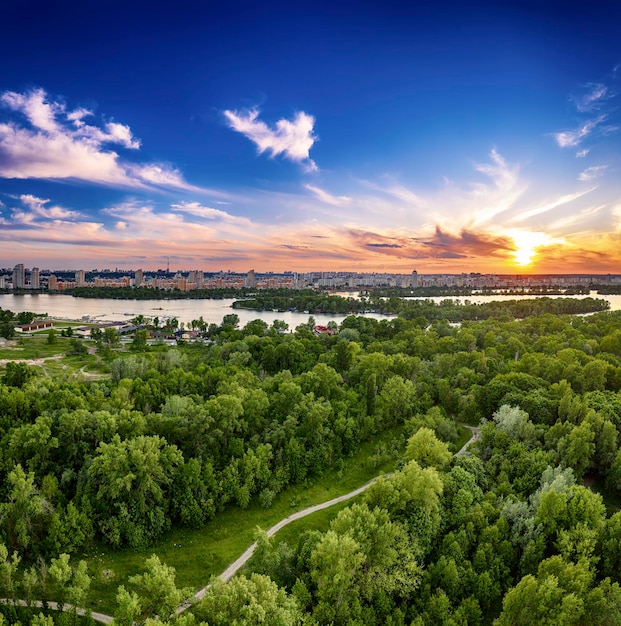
[2,298,621,624]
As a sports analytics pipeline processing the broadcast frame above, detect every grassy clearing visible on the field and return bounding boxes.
[82,428,402,614]
[451,423,473,453]
[0,334,109,381]
[0,335,73,360]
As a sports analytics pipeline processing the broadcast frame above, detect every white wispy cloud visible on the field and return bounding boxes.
[224,107,318,171]
[305,184,351,206]
[510,187,596,223]
[576,148,590,158]
[469,149,523,227]
[552,114,607,148]
[19,194,81,219]
[578,165,608,182]
[170,201,252,225]
[573,83,610,112]
[0,88,198,191]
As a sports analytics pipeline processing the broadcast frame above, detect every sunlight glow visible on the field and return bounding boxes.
[507,230,556,267]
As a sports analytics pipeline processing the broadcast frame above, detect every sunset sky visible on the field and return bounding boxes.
[1,1,620,273]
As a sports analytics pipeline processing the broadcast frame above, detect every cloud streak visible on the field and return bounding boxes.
[224,107,318,171]
[305,184,351,206]
[578,165,607,182]
[552,114,608,148]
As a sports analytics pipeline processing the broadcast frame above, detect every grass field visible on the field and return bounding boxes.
[82,428,402,614]
[0,334,110,380]
[0,335,73,360]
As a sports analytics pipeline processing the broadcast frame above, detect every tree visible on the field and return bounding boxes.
[0,465,52,554]
[49,553,90,620]
[131,329,149,351]
[495,556,621,626]
[102,326,120,347]
[309,530,365,623]
[195,573,301,626]
[87,435,182,547]
[67,337,88,356]
[0,543,20,604]
[2,361,34,388]
[127,554,192,622]
[377,376,419,426]
[405,427,452,469]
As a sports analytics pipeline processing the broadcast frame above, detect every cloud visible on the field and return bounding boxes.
[280,244,310,250]
[573,83,610,112]
[0,87,199,191]
[305,184,351,206]
[552,114,607,148]
[417,227,513,259]
[170,201,251,225]
[367,242,403,248]
[510,187,596,223]
[224,107,318,171]
[8,193,82,224]
[553,73,619,150]
[578,165,607,182]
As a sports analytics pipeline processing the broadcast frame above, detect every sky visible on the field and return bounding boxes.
[0,0,620,274]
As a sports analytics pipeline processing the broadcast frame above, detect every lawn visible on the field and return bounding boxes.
[82,428,402,615]
[0,335,73,360]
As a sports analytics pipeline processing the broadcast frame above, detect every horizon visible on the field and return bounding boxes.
[1,1,620,273]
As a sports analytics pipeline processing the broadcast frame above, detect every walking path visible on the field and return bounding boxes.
[4,425,481,623]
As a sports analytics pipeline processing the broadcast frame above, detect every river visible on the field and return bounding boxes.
[1,292,620,329]
[0,293,392,328]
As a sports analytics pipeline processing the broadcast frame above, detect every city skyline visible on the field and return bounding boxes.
[1,2,620,273]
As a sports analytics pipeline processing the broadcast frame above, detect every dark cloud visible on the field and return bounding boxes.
[349,226,512,261]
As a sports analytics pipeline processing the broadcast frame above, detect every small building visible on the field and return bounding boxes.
[15,320,54,333]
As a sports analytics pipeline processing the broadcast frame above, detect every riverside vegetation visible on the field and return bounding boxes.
[1,299,621,624]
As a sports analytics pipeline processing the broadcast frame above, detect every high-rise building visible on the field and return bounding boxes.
[48,274,58,290]
[12,264,25,289]
[75,270,86,286]
[135,269,144,287]
[245,269,257,288]
[30,267,40,289]
[410,270,418,288]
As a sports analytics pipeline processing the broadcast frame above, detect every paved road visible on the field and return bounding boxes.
[6,425,481,623]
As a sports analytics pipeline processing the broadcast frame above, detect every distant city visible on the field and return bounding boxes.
[2,263,621,292]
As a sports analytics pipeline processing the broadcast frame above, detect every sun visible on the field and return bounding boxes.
[508,230,555,267]
[514,246,534,266]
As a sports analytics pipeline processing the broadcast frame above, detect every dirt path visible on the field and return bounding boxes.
[0,354,64,368]
[7,425,482,623]
[0,599,113,624]
[456,424,481,456]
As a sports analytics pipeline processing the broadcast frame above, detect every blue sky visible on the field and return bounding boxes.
[1,0,620,273]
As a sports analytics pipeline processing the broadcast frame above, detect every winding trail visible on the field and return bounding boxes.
[456,424,481,457]
[4,426,481,623]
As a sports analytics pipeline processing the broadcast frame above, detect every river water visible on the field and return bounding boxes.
[0,293,392,328]
[1,292,620,329]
